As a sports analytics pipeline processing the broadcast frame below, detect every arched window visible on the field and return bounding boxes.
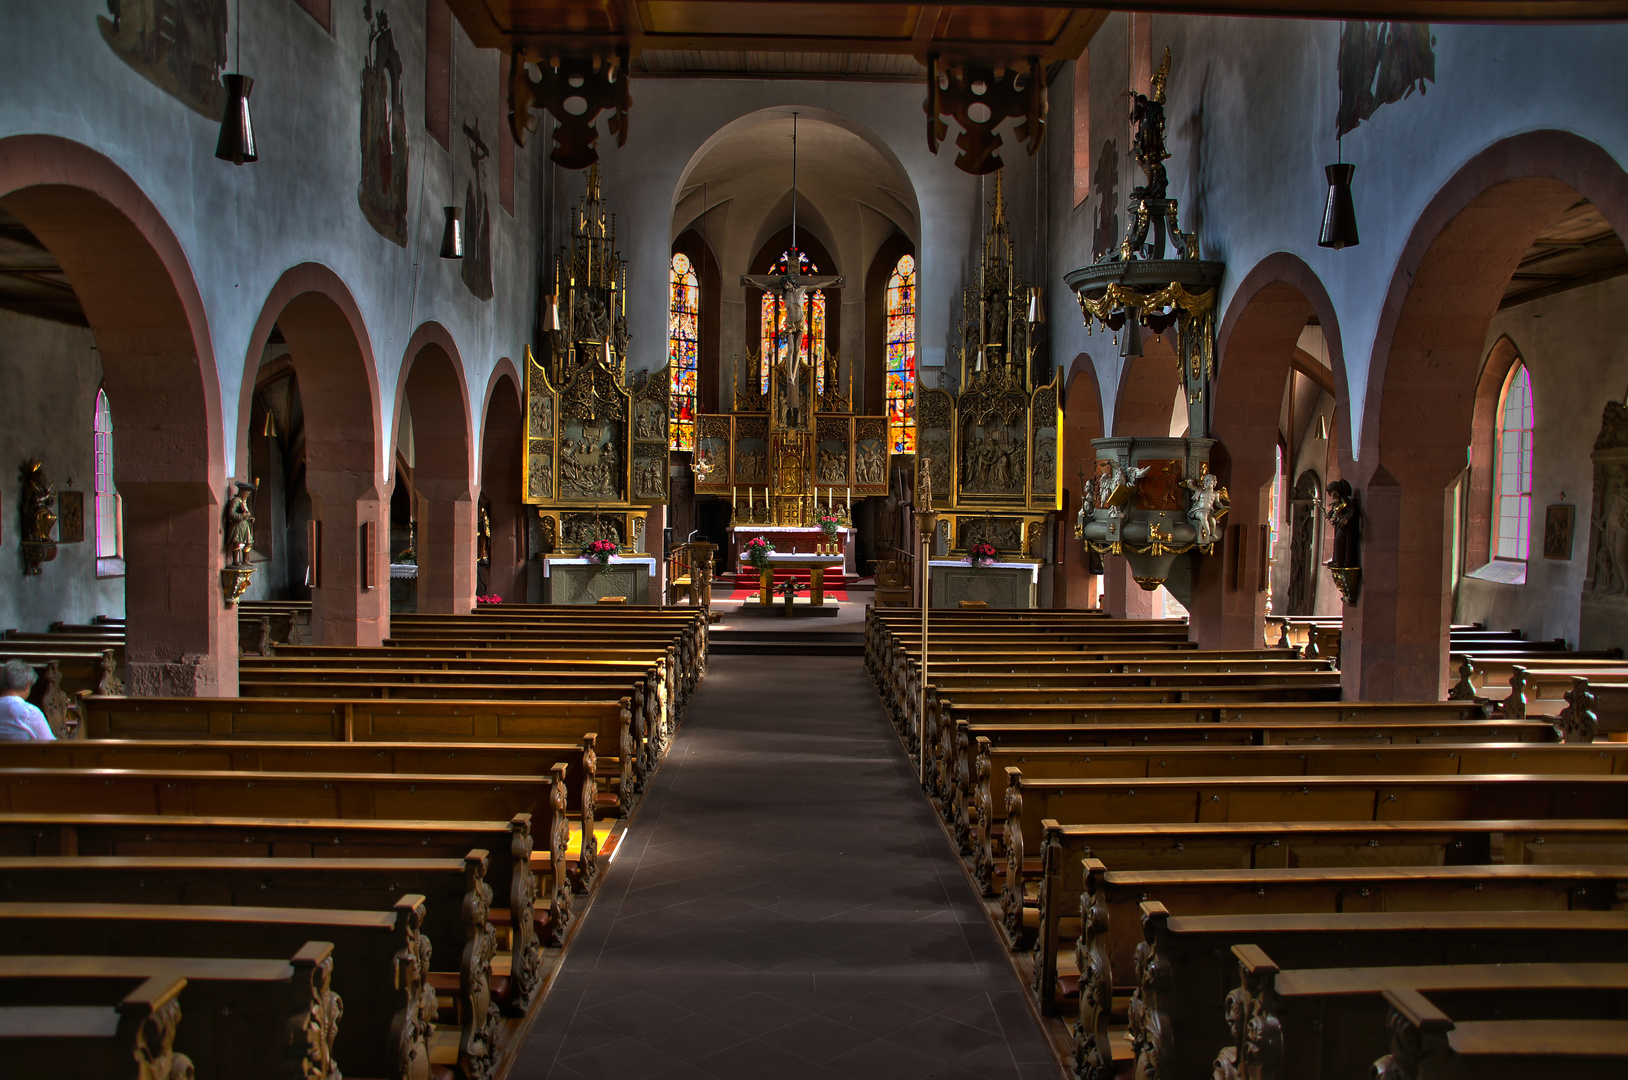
[668,252,699,451]
[885,254,917,453]
[1495,363,1535,561]
[93,388,121,566]
[759,249,825,394]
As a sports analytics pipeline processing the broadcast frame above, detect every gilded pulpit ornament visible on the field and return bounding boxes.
[523,166,667,563]
[222,479,257,606]
[1066,49,1228,597]
[19,460,57,575]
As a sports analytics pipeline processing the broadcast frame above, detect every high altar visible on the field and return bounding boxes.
[691,294,891,579]
[522,166,672,603]
[916,172,1062,607]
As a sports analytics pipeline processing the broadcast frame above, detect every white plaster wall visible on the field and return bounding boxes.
[1053,15,1628,443]
[0,309,125,630]
[1455,275,1628,646]
[0,2,545,485]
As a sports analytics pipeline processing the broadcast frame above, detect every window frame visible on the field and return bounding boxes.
[1492,361,1535,564]
[93,386,124,577]
[884,254,917,454]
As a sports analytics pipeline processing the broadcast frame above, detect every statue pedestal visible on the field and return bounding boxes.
[928,559,1040,609]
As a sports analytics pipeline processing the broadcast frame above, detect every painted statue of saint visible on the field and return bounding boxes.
[225,481,257,567]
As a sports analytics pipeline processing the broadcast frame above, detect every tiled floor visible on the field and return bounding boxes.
[511,653,1063,1080]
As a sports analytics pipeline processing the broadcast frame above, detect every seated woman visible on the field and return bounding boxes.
[0,660,56,740]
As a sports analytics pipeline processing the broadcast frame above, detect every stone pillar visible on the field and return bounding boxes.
[1104,557,1159,618]
[1187,455,1275,649]
[308,474,389,645]
[415,481,476,613]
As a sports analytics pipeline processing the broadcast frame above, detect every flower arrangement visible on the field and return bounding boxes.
[814,512,843,542]
[742,535,776,571]
[475,594,504,605]
[583,538,618,574]
[966,541,999,570]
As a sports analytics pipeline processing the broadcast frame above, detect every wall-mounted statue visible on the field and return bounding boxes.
[1324,478,1362,604]
[19,461,57,575]
[1183,473,1229,546]
[225,481,257,568]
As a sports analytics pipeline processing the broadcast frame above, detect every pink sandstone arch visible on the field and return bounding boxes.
[393,323,475,614]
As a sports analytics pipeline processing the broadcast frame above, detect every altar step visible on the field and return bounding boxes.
[710,629,865,656]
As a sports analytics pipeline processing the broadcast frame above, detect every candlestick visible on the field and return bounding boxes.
[846,486,851,511]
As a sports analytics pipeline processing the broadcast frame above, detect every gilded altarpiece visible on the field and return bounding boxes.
[523,167,669,555]
[915,172,1061,562]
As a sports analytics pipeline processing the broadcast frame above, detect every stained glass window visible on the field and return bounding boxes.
[885,254,917,454]
[94,387,119,559]
[758,250,825,394]
[1495,363,1534,561]
[668,253,699,451]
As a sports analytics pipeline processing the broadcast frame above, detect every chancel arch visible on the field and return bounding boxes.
[243,264,386,647]
[0,134,233,695]
[1353,130,1628,700]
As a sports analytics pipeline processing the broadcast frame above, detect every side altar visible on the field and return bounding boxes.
[912,172,1061,607]
[522,166,672,604]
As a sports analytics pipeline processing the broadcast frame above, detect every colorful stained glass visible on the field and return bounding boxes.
[758,249,826,394]
[668,253,700,451]
[885,254,917,454]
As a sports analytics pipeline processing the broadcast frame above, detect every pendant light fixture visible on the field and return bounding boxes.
[543,294,562,332]
[1318,137,1359,250]
[215,0,257,165]
[440,206,465,259]
[1027,286,1045,326]
[1315,412,1330,441]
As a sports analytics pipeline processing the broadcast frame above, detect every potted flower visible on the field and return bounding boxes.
[742,536,776,604]
[814,512,843,545]
[583,538,618,575]
[776,578,799,614]
[966,541,999,571]
[475,594,503,606]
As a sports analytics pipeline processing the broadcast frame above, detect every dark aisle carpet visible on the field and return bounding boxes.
[510,654,1062,1080]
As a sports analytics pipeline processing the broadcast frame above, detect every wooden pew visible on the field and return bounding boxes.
[0,899,428,1080]
[1079,904,1628,1080]
[1213,947,1628,1080]
[78,695,643,813]
[978,742,1628,899]
[0,946,336,1080]
[0,854,511,1079]
[0,737,597,894]
[1371,987,1628,1080]
[0,971,192,1080]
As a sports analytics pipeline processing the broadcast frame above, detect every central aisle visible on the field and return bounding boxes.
[513,652,1060,1080]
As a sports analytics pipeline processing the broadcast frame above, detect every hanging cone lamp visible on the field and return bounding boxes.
[543,294,562,331]
[1027,286,1045,325]
[1318,162,1360,250]
[215,74,258,165]
[1315,412,1330,441]
[440,206,465,259]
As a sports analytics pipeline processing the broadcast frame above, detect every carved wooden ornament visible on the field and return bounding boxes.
[510,47,630,169]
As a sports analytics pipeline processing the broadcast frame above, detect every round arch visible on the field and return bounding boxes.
[242,263,387,644]
[1354,130,1628,699]
[478,360,526,602]
[1061,353,1107,609]
[395,322,475,614]
[0,134,231,694]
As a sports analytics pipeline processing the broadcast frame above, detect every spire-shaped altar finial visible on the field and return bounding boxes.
[586,161,602,203]
[991,168,1006,225]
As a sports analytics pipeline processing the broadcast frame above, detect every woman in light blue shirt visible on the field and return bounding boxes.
[0,660,56,740]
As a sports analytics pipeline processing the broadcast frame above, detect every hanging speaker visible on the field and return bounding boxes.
[440,206,465,259]
[1119,311,1144,358]
[214,73,258,165]
[1027,287,1045,325]
[1318,163,1360,250]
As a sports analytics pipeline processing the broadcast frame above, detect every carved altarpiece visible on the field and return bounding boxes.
[1580,400,1628,649]
[523,167,669,555]
[914,171,1061,562]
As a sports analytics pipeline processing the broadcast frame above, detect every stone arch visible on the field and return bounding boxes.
[1354,130,1628,699]
[243,264,386,645]
[1060,353,1107,609]
[479,360,525,603]
[1188,253,1346,648]
[394,322,475,614]
[0,134,231,694]
[1111,335,1184,437]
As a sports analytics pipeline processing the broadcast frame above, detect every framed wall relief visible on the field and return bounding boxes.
[56,492,84,544]
[1544,504,1575,560]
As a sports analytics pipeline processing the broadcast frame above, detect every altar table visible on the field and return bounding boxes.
[755,553,846,606]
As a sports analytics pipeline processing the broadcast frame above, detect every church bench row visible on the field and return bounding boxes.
[1215,948,1628,1080]
[0,739,598,887]
[1371,988,1628,1080]
[974,743,1628,899]
[79,694,645,812]
[0,649,119,736]
[0,946,334,1080]
[1081,905,1628,1080]
[0,851,523,1076]
[935,716,1560,850]
[0,969,194,1080]
[0,898,428,1079]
